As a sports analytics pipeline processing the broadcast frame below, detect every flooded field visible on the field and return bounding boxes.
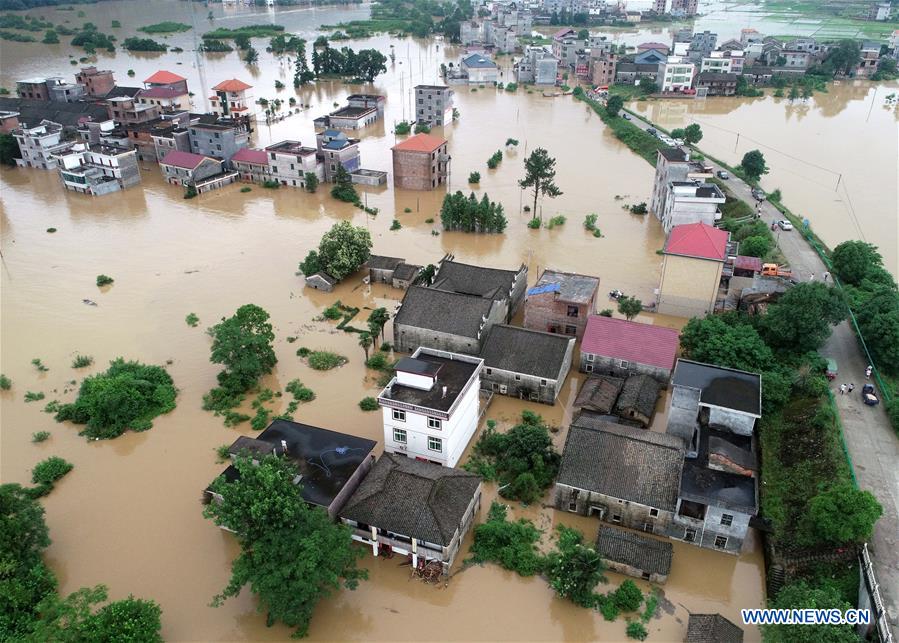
[3,0,892,639]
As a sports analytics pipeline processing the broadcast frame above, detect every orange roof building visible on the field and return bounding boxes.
[144,70,187,86]
[210,78,254,117]
[391,134,449,191]
[212,78,253,92]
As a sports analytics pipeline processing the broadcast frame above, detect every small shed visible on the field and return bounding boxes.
[614,374,662,428]
[685,614,744,643]
[305,271,337,292]
[392,262,422,289]
[367,255,404,283]
[596,525,673,584]
[573,375,624,415]
[732,255,762,278]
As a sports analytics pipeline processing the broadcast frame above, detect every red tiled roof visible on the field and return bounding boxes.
[231,148,268,165]
[212,78,252,92]
[733,255,762,272]
[553,27,576,40]
[392,133,446,153]
[144,70,186,85]
[664,222,729,261]
[638,42,669,51]
[582,316,680,370]
[159,149,207,170]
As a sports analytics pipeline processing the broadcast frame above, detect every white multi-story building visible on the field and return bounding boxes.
[210,78,254,118]
[700,52,733,74]
[52,143,141,196]
[265,140,322,188]
[657,57,695,93]
[12,120,73,170]
[377,347,483,468]
[659,181,726,233]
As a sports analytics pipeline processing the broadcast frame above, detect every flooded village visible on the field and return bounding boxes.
[1,0,898,641]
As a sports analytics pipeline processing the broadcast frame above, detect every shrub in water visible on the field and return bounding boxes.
[358,396,379,411]
[96,274,114,287]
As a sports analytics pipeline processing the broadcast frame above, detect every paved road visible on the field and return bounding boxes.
[624,107,899,636]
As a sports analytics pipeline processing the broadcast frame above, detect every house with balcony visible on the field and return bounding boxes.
[460,53,499,84]
[657,223,734,318]
[696,72,738,96]
[316,129,361,182]
[188,122,249,165]
[514,46,560,85]
[596,525,673,584]
[656,57,695,93]
[12,120,73,169]
[210,78,253,118]
[479,324,575,404]
[266,140,322,187]
[53,143,141,196]
[524,269,599,339]
[658,181,726,233]
[204,419,377,520]
[159,149,236,193]
[150,126,190,163]
[106,96,161,126]
[139,71,189,110]
[340,453,481,571]
[579,315,680,384]
[699,52,733,74]
[376,347,484,467]
[391,133,448,190]
[231,147,270,184]
[554,415,685,534]
[415,85,454,127]
[649,148,714,225]
[856,41,881,78]
[75,66,115,98]
[314,94,384,130]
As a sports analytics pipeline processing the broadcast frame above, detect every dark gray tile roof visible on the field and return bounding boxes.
[659,148,688,162]
[680,428,757,513]
[393,263,421,281]
[596,526,673,575]
[103,85,141,99]
[395,286,498,339]
[340,453,481,546]
[432,259,521,301]
[697,71,738,82]
[0,97,109,128]
[686,614,744,643]
[615,374,662,418]
[673,359,762,416]
[557,419,684,511]
[228,436,273,457]
[480,325,573,380]
[368,255,404,270]
[574,376,625,414]
[534,269,599,304]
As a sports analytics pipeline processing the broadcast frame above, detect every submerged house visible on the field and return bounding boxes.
[580,315,680,384]
[596,525,673,584]
[205,420,377,519]
[431,257,528,323]
[366,255,422,288]
[523,269,599,340]
[614,374,662,428]
[554,415,684,535]
[686,613,744,642]
[339,453,482,571]
[574,375,625,416]
[479,324,575,404]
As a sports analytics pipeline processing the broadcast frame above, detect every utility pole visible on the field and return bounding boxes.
[733,132,740,153]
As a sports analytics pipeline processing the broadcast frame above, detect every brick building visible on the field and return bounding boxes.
[524,269,599,339]
[391,133,449,190]
[75,66,115,98]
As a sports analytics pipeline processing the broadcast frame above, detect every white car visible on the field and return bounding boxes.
[673,138,685,146]
[659,135,675,145]
[777,220,794,231]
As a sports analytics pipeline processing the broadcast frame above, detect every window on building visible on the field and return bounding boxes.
[714,535,728,549]
[565,325,577,335]
[586,353,594,362]
[428,436,442,452]
[566,305,579,317]
[393,428,407,443]
[618,360,629,369]
[392,409,406,422]
[649,508,659,517]
[684,528,696,542]
[720,513,733,527]
[643,522,654,533]
[427,417,441,430]
[568,501,577,512]
[611,514,622,523]
[485,368,492,375]
[514,374,521,381]
[641,572,651,581]
[540,379,547,386]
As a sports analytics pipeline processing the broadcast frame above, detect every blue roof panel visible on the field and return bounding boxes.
[527,283,561,296]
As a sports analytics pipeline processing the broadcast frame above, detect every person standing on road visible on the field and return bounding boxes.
[848,383,855,393]
[810,273,815,281]
[823,271,830,283]
[866,365,873,379]
[840,383,847,395]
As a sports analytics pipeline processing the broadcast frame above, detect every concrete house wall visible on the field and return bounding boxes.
[657,254,723,318]
[604,559,669,585]
[579,353,671,384]
[524,290,595,339]
[669,500,751,555]
[554,483,676,535]
[393,299,505,354]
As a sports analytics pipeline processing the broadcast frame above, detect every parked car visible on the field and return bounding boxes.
[751,187,766,201]
[622,112,631,120]
[673,138,685,146]
[862,383,879,406]
[717,170,730,180]
[659,135,675,145]
[825,358,838,381]
[646,127,657,136]
[777,220,794,231]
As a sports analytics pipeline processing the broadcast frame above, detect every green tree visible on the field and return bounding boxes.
[356,48,388,82]
[330,164,358,204]
[576,28,589,40]
[0,132,21,166]
[807,482,883,545]
[830,240,882,285]
[824,40,861,78]
[304,172,318,193]
[367,307,389,341]
[740,149,768,181]
[545,526,607,607]
[209,304,277,392]
[617,296,642,320]
[611,579,643,612]
[739,234,772,258]
[670,128,685,140]
[468,502,545,576]
[244,46,259,64]
[762,581,859,643]
[519,148,562,223]
[638,77,657,94]
[42,29,59,44]
[683,123,703,144]
[680,315,773,372]
[204,455,366,637]
[605,95,624,117]
[315,221,372,280]
[762,283,846,353]
[358,332,373,360]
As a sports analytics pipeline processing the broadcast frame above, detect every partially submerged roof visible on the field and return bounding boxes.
[213,420,377,509]
[213,78,252,92]
[461,53,497,68]
[596,525,673,576]
[395,286,497,339]
[615,374,662,417]
[582,316,679,371]
[144,70,186,85]
[432,259,521,301]
[480,325,573,380]
[341,453,481,546]
[159,149,210,169]
[392,132,447,153]
[672,359,762,417]
[574,375,625,415]
[686,614,744,643]
[138,86,185,99]
[230,147,268,165]
[0,97,109,128]
[531,269,599,304]
[367,255,404,271]
[393,262,421,281]
[557,419,684,511]
[664,222,730,261]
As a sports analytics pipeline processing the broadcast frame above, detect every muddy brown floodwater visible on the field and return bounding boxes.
[7,1,866,640]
